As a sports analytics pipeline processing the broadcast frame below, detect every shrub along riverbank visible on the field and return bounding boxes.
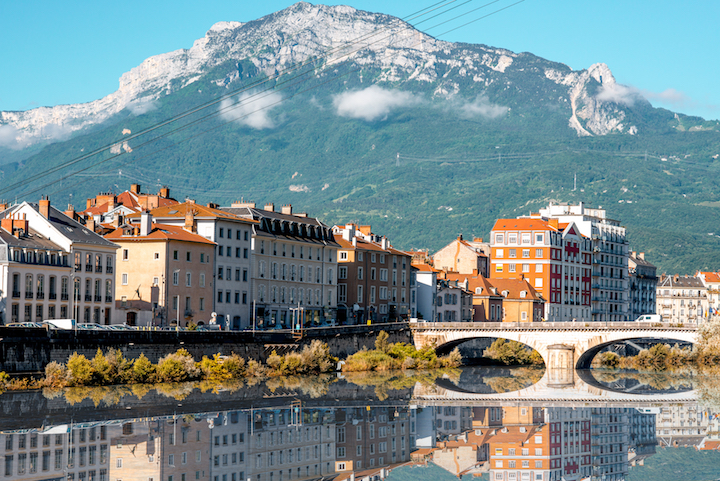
[341,331,461,371]
[598,320,720,371]
[0,331,462,391]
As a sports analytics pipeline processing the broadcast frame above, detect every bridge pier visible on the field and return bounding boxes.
[546,344,575,387]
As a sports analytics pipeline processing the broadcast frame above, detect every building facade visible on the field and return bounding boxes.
[627,251,657,321]
[105,213,216,327]
[0,199,118,325]
[332,224,413,324]
[490,218,591,322]
[224,202,339,328]
[656,274,708,324]
[432,235,489,277]
[537,203,630,322]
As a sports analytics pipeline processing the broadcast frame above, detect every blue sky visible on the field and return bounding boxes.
[1,0,718,119]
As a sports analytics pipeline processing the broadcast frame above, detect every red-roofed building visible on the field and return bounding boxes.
[696,270,720,321]
[490,217,591,322]
[105,213,215,326]
[332,224,412,324]
[81,184,178,230]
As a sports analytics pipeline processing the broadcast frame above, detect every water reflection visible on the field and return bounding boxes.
[1,367,719,481]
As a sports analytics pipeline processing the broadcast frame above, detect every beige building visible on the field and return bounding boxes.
[432,235,489,277]
[656,274,708,325]
[106,213,216,326]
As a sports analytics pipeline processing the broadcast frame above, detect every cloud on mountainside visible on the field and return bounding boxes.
[456,95,508,119]
[332,85,420,121]
[219,91,283,129]
[127,98,158,116]
[0,122,72,150]
[596,83,644,106]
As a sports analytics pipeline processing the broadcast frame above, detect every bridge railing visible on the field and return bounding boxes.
[409,320,699,331]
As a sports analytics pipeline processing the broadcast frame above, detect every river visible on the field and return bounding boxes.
[0,366,719,481]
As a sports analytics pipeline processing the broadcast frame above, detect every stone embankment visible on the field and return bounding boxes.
[0,323,411,374]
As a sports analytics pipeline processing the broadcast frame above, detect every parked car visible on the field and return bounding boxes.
[77,323,109,330]
[6,322,43,328]
[42,319,76,330]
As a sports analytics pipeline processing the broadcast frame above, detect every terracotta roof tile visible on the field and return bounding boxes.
[105,223,216,245]
[492,218,558,232]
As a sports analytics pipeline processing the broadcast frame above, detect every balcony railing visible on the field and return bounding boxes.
[36,293,44,300]
[49,293,57,300]
[105,296,113,303]
[94,295,102,302]
[12,291,20,299]
[106,267,113,274]
[61,293,69,301]
[25,292,33,299]
[85,294,92,302]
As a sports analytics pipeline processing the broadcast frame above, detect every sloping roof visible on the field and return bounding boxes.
[630,253,657,268]
[658,274,705,288]
[105,223,216,245]
[486,425,541,445]
[443,273,502,298]
[131,202,257,223]
[492,218,558,232]
[334,235,411,257]
[487,277,544,301]
[0,227,65,251]
[698,271,720,283]
[8,204,119,248]
[413,263,440,273]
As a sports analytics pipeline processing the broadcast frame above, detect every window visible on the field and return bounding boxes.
[535,264,543,272]
[173,250,178,260]
[358,267,363,280]
[536,248,543,257]
[338,266,347,279]
[173,270,179,286]
[200,273,205,288]
[186,272,192,287]
[122,273,128,285]
[495,249,503,258]
[508,264,516,272]
[122,249,129,261]
[495,264,503,272]
[509,249,517,258]
[522,249,530,258]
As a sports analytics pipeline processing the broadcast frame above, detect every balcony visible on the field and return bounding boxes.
[105,296,113,303]
[61,293,69,301]
[85,294,92,302]
[85,265,92,273]
[94,295,102,302]
[49,293,57,300]
[25,292,33,299]
[36,293,45,300]
[12,291,20,299]
[95,266,103,273]
[106,267,113,274]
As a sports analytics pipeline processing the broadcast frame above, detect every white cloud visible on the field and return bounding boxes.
[219,91,283,129]
[596,83,643,106]
[332,85,420,121]
[457,95,508,119]
[127,98,157,116]
[0,125,25,149]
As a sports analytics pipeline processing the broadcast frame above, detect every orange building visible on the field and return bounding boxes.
[490,217,591,322]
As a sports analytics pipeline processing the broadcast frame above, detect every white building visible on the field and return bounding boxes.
[224,202,339,328]
[0,199,118,324]
[413,264,439,322]
[538,203,630,322]
[656,274,708,325]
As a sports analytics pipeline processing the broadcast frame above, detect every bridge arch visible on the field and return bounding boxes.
[576,336,696,369]
[412,322,699,370]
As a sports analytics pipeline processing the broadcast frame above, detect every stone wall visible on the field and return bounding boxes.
[0,323,411,374]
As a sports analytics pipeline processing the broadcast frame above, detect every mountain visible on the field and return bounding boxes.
[2,2,720,273]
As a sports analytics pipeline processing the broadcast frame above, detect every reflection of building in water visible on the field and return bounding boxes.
[590,408,629,481]
[208,411,249,481]
[335,407,415,472]
[628,408,657,466]
[655,404,708,447]
[248,407,336,481]
[435,406,473,436]
[1,424,111,481]
[414,407,437,448]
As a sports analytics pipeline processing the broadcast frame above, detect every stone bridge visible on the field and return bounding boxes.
[411,321,698,369]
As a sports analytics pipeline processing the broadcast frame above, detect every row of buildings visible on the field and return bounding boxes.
[0,187,715,327]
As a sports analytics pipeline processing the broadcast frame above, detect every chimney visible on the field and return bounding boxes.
[548,218,559,229]
[264,203,275,212]
[342,223,355,242]
[130,183,141,194]
[473,237,483,242]
[86,217,96,233]
[140,211,152,236]
[184,209,196,233]
[352,237,357,248]
[359,225,372,236]
[638,252,645,260]
[112,214,122,229]
[231,200,256,208]
[281,204,292,215]
[207,202,219,209]
[39,197,50,218]
[381,237,388,250]
[458,234,463,241]
[0,202,7,212]
[65,204,75,219]
[1,216,12,235]
[159,186,170,198]
[108,197,115,210]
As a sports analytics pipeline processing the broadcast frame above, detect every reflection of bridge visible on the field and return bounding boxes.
[411,321,698,369]
[411,370,699,408]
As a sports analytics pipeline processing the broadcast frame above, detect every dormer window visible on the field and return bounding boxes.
[502,290,509,297]
[475,287,483,294]
[520,291,527,298]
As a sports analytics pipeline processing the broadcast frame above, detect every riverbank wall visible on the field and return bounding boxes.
[0,323,411,374]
